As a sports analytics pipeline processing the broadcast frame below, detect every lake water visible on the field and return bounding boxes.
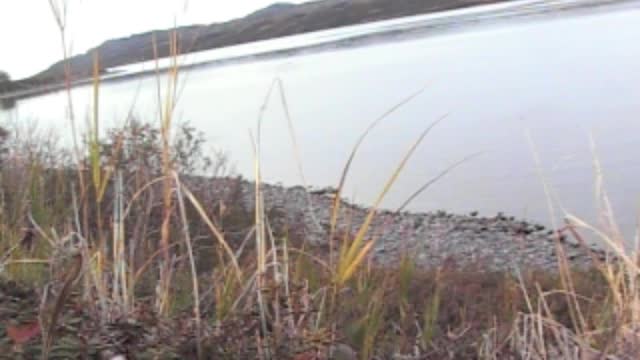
[3,0,640,242]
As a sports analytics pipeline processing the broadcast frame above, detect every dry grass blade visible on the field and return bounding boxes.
[251,108,272,358]
[527,131,587,337]
[156,28,181,315]
[111,170,128,312]
[337,240,375,285]
[42,252,82,360]
[173,171,202,360]
[564,223,608,271]
[132,242,182,284]
[180,184,242,280]
[396,152,481,212]
[589,133,623,243]
[122,177,166,218]
[566,214,637,273]
[276,78,322,232]
[336,114,446,286]
[89,51,102,194]
[328,87,428,264]
[47,0,83,180]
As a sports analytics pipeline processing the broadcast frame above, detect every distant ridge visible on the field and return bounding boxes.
[0,0,512,94]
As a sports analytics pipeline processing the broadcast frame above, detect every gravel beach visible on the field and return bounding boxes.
[192,177,607,271]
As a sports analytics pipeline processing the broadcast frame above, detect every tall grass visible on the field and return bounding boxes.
[0,118,637,358]
[0,2,638,359]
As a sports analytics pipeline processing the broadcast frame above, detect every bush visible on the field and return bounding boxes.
[98,118,231,177]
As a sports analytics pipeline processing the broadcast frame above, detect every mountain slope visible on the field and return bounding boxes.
[4,0,509,93]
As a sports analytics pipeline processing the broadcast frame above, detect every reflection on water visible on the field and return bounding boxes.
[2,3,640,242]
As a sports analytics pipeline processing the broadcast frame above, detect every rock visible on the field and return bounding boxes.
[330,343,357,360]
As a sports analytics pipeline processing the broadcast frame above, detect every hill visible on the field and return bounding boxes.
[1,0,509,94]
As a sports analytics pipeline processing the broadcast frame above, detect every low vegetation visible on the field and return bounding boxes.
[0,114,637,359]
[0,3,638,358]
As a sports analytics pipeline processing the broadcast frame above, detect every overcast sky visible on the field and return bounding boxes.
[0,0,308,79]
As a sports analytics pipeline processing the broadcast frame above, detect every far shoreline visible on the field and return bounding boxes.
[1,0,636,102]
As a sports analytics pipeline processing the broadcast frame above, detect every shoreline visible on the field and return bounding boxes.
[190,176,608,272]
[2,0,637,102]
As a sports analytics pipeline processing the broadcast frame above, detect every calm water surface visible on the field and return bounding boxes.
[3,3,640,241]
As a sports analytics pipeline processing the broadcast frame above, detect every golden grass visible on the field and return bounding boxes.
[0,3,637,359]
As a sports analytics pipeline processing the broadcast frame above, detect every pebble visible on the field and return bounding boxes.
[188,176,604,272]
